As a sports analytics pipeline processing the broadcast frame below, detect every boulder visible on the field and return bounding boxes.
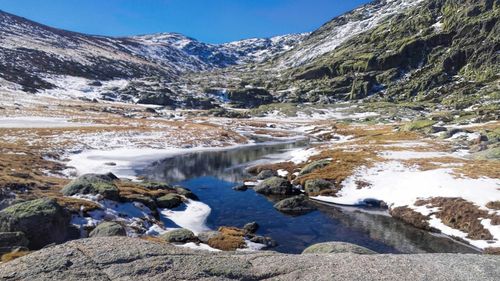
[402,120,437,132]
[121,194,157,211]
[444,128,469,139]
[254,177,299,195]
[273,195,315,213]
[302,242,377,255]
[471,146,500,160]
[61,173,120,201]
[137,92,175,106]
[156,194,182,209]
[299,159,331,176]
[256,170,277,180]
[227,88,274,108]
[161,229,196,243]
[197,231,220,244]
[243,222,259,234]
[0,232,29,254]
[174,186,199,200]
[249,236,277,248]
[89,221,126,238]
[304,179,333,194]
[232,184,248,191]
[0,198,70,249]
[183,97,218,110]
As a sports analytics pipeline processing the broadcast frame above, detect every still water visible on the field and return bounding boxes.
[141,141,478,254]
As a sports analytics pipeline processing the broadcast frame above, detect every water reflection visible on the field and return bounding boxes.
[143,141,479,254]
[140,141,307,183]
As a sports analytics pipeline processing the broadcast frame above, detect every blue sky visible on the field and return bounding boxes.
[0,0,370,44]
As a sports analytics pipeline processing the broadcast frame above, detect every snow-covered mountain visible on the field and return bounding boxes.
[273,0,424,68]
[132,32,307,68]
[0,9,305,92]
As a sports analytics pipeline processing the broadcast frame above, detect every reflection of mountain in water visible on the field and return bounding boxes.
[143,141,479,254]
[141,141,306,183]
[313,203,478,254]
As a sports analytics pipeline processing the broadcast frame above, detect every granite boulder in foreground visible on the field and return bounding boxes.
[0,237,499,281]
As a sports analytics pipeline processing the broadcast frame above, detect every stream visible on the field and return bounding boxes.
[140,140,478,254]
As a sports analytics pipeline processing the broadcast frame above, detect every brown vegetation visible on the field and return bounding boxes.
[1,250,32,263]
[295,148,382,186]
[415,197,498,240]
[390,206,431,230]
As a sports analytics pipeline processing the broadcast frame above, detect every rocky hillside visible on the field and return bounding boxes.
[196,0,499,114]
[0,10,304,93]
[133,33,307,68]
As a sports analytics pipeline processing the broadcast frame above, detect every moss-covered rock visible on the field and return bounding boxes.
[61,173,119,200]
[227,88,274,108]
[304,179,333,195]
[299,159,331,176]
[256,170,277,180]
[174,186,198,200]
[161,229,196,243]
[0,232,29,254]
[254,177,299,195]
[402,120,437,131]
[273,195,315,213]
[471,146,500,160]
[89,221,126,238]
[156,194,182,209]
[0,199,70,249]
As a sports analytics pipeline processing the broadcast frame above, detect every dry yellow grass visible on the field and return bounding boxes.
[296,148,382,186]
[1,250,31,262]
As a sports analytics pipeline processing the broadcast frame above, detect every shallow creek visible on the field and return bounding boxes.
[140,140,478,254]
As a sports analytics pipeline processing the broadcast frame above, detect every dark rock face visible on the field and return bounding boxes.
[302,242,377,255]
[156,194,182,209]
[174,186,199,200]
[89,222,126,238]
[249,235,277,248]
[273,195,315,213]
[182,97,218,110]
[0,199,70,249]
[227,88,274,108]
[161,228,196,243]
[0,232,29,254]
[243,222,259,234]
[232,184,248,191]
[1,237,499,280]
[61,173,120,201]
[254,177,299,195]
[136,92,175,106]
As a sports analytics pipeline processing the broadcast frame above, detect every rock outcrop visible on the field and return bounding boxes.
[0,199,70,249]
[302,242,377,255]
[0,237,499,280]
[89,222,127,238]
[254,177,299,195]
[61,173,120,201]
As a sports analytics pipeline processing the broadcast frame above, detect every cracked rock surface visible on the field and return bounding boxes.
[1,237,499,280]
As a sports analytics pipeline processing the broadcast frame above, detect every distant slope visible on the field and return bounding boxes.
[132,33,307,68]
[0,10,305,93]
[203,0,498,113]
